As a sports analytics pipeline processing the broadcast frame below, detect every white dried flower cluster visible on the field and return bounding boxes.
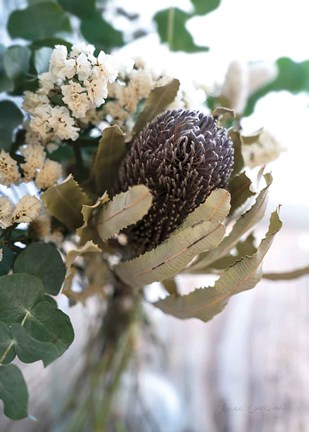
[0,248,3,262]
[103,59,174,133]
[220,60,278,114]
[24,43,121,144]
[0,196,14,228]
[19,144,62,189]
[0,195,41,227]
[242,130,285,167]
[11,195,42,224]
[0,150,21,186]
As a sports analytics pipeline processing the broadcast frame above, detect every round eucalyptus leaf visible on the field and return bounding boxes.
[0,365,29,420]
[0,100,23,150]
[0,274,74,367]
[14,242,66,295]
[80,12,123,51]
[3,45,31,83]
[7,2,71,41]
[34,47,53,74]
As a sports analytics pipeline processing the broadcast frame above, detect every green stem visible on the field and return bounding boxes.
[94,329,133,431]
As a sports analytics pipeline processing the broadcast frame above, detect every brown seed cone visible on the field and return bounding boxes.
[113,109,234,256]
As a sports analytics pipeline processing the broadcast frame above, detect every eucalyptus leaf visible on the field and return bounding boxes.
[97,185,153,242]
[115,220,226,288]
[245,57,309,116]
[93,125,126,195]
[133,79,180,136]
[154,210,282,322]
[180,188,230,230]
[14,242,65,295]
[34,47,53,74]
[58,0,96,18]
[191,0,221,15]
[228,172,255,214]
[154,8,209,52]
[0,246,15,276]
[188,173,272,272]
[3,46,31,85]
[0,101,23,150]
[80,12,123,51]
[8,3,71,41]
[0,365,28,420]
[0,45,13,93]
[41,174,90,230]
[0,274,74,367]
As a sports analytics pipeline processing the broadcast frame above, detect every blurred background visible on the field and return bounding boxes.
[1,0,309,431]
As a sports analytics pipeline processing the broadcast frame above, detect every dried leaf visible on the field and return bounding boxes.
[133,79,180,136]
[154,210,282,322]
[41,174,90,230]
[228,172,255,214]
[97,185,152,242]
[93,125,126,195]
[77,192,109,247]
[63,240,101,296]
[181,188,230,230]
[263,264,309,280]
[161,278,179,296]
[229,130,244,177]
[242,128,263,145]
[187,173,272,272]
[115,220,226,288]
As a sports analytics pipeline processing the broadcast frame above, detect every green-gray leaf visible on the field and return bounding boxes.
[0,100,23,150]
[154,8,209,52]
[93,125,126,195]
[14,242,65,295]
[245,57,309,116]
[133,79,180,136]
[191,0,221,15]
[0,246,15,276]
[80,12,123,51]
[0,45,13,93]
[115,220,226,288]
[58,0,96,18]
[41,174,90,230]
[0,364,28,420]
[154,210,282,321]
[0,274,74,366]
[8,2,71,41]
[34,47,53,74]
[97,185,153,242]
[3,46,31,88]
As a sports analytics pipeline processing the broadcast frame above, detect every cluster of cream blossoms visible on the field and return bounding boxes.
[0,195,41,229]
[23,42,122,144]
[24,42,205,144]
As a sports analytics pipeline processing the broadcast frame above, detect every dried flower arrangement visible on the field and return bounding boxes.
[1,1,299,429]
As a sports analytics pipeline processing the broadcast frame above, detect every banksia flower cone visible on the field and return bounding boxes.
[114,109,234,256]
